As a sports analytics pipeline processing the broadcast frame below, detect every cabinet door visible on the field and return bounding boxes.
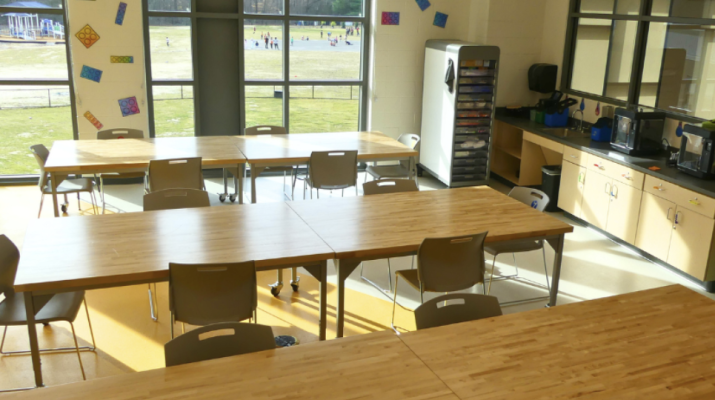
[557,161,586,217]
[605,183,643,245]
[667,207,715,280]
[635,192,675,261]
[581,170,611,230]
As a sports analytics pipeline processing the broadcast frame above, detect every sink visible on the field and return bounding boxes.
[542,128,591,138]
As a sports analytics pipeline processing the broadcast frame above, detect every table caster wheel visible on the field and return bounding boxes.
[290,277,300,292]
[219,194,226,202]
[229,194,237,203]
[291,283,299,292]
[42,323,49,327]
[275,335,299,347]
[61,204,68,213]
[270,283,283,297]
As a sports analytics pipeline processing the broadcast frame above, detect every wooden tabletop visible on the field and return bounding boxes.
[236,131,418,164]
[400,285,715,399]
[287,186,574,259]
[44,137,247,173]
[4,330,458,400]
[15,203,334,293]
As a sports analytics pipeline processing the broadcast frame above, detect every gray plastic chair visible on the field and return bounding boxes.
[414,293,502,330]
[30,144,98,218]
[0,235,95,389]
[96,129,145,214]
[305,150,358,199]
[169,261,257,339]
[148,157,205,193]
[360,179,419,297]
[485,187,552,304]
[365,133,420,188]
[165,322,275,367]
[143,189,211,212]
[391,232,488,332]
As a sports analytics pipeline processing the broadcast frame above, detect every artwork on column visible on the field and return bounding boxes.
[84,111,104,130]
[75,24,100,48]
[381,12,400,25]
[433,12,448,28]
[116,2,128,25]
[118,96,141,117]
[110,56,134,63]
[416,0,431,11]
[80,65,103,82]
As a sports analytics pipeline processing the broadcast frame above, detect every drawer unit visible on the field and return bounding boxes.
[644,175,715,218]
[523,131,564,154]
[610,163,645,190]
[586,153,610,175]
[562,146,586,166]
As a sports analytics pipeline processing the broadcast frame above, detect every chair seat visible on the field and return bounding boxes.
[42,178,94,194]
[366,164,410,179]
[485,239,543,256]
[99,172,146,180]
[0,291,85,326]
[396,269,421,291]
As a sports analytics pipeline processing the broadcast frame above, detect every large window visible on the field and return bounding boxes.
[0,0,75,176]
[565,0,715,120]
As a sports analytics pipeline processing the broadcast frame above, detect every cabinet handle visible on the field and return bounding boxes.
[621,172,631,180]
[689,198,700,206]
[605,182,611,195]
[666,207,673,220]
[611,184,618,198]
[594,163,604,170]
[653,184,664,191]
[674,211,682,225]
[570,154,577,159]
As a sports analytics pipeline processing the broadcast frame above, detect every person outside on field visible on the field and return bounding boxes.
[265,36,269,48]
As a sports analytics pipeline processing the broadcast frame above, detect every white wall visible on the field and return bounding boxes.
[68,0,148,140]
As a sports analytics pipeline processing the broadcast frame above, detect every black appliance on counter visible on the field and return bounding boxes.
[610,108,665,156]
[528,64,557,93]
[678,124,715,180]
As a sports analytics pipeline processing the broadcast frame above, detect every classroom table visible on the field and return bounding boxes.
[14,202,334,388]
[287,186,574,337]
[399,285,715,399]
[43,136,248,217]
[235,131,418,203]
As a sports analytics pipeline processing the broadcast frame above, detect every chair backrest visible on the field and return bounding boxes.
[508,187,550,212]
[169,261,257,326]
[148,157,204,192]
[143,189,210,212]
[308,150,358,190]
[245,125,286,136]
[165,322,275,367]
[414,293,502,330]
[0,235,20,297]
[97,128,144,140]
[29,144,57,190]
[363,179,418,195]
[417,232,488,293]
[397,133,420,169]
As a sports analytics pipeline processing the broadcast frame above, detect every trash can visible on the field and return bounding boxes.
[541,165,562,212]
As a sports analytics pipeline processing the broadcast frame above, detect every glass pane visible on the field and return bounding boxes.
[152,86,195,137]
[615,0,640,14]
[604,20,638,100]
[570,18,612,96]
[639,23,715,119]
[244,20,283,80]
[149,17,192,80]
[245,86,283,128]
[0,85,73,175]
[289,21,361,80]
[244,0,283,15]
[148,0,191,12]
[290,0,364,17]
[0,0,62,8]
[651,0,715,18]
[580,0,614,13]
[0,13,68,80]
[289,86,359,133]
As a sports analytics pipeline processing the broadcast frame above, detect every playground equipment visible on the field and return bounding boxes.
[1,2,64,41]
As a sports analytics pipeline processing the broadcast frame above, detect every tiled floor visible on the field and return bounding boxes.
[1,173,712,391]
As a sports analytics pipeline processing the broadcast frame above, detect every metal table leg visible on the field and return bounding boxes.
[24,292,43,387]
[250,164,266,204]
[303,261,328,340]
[546,234,565,307]
[238,164,244,204]
[335,258,362,338]
[50,172,59,217]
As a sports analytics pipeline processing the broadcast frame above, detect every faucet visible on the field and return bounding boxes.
[572,109,584,132]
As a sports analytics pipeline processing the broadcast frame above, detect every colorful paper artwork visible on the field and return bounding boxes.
[110,56,134,63]
[116,2,127,25]
[80,65,103,82]
[416,0,431,11]
[433,12,448,28]
[381,12,400,25]
[84,111,103,130]
[118,96,140,117]
[75,24,100,48]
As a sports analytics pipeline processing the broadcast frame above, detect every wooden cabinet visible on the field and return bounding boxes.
[605,182,642,244]
[667,207,715,280]
[558,160,586,217]
[635,192,675,261]
[581,169,611,230]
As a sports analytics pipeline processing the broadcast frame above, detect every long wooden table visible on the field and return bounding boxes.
[287,186,574,337]
[235,131,418,203]
[44,137,248,216]
[15,202,334,388]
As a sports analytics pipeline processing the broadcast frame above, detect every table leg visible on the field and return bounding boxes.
[303,261,328,341]
[50,172,59,217]
[238,164,244,204]
[24,292,43,387]
[335,258,361,338]
[546,234,565,307]
[250,164,267,204]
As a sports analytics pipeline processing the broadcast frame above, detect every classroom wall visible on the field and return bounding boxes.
[67,0,149,140]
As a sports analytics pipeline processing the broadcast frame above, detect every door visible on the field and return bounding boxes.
[635,192,675,261]
[605,183,643,245]
[557,160,586,217]
[667,207,715,280]
[580,170,611,230]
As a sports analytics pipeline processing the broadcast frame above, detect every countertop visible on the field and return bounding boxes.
[495,111,715,199]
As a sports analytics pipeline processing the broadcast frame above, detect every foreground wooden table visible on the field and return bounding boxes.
[44,137,248,216]
[15,203,334,388]
[399,285,715,399]
[288,186,574,337]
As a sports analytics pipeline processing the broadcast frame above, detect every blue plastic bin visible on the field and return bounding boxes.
[590,125,611,142]
[544,108,569,127]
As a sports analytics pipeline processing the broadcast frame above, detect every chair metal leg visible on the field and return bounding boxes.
[100,177,106,214]
[0,326,7,353]
[390,274,400,334]
[37,194,44,219]
[419,282,424,304]
[83,298,96,349]
[148,283,158,322]
[542,246,551,292]
[77,192,81,211]
[182,323,185,334]
[513,253,519,276]
[487,253,498,295]
[170,313,175,339]
[360,259,393,297]
[69,322,86,380]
